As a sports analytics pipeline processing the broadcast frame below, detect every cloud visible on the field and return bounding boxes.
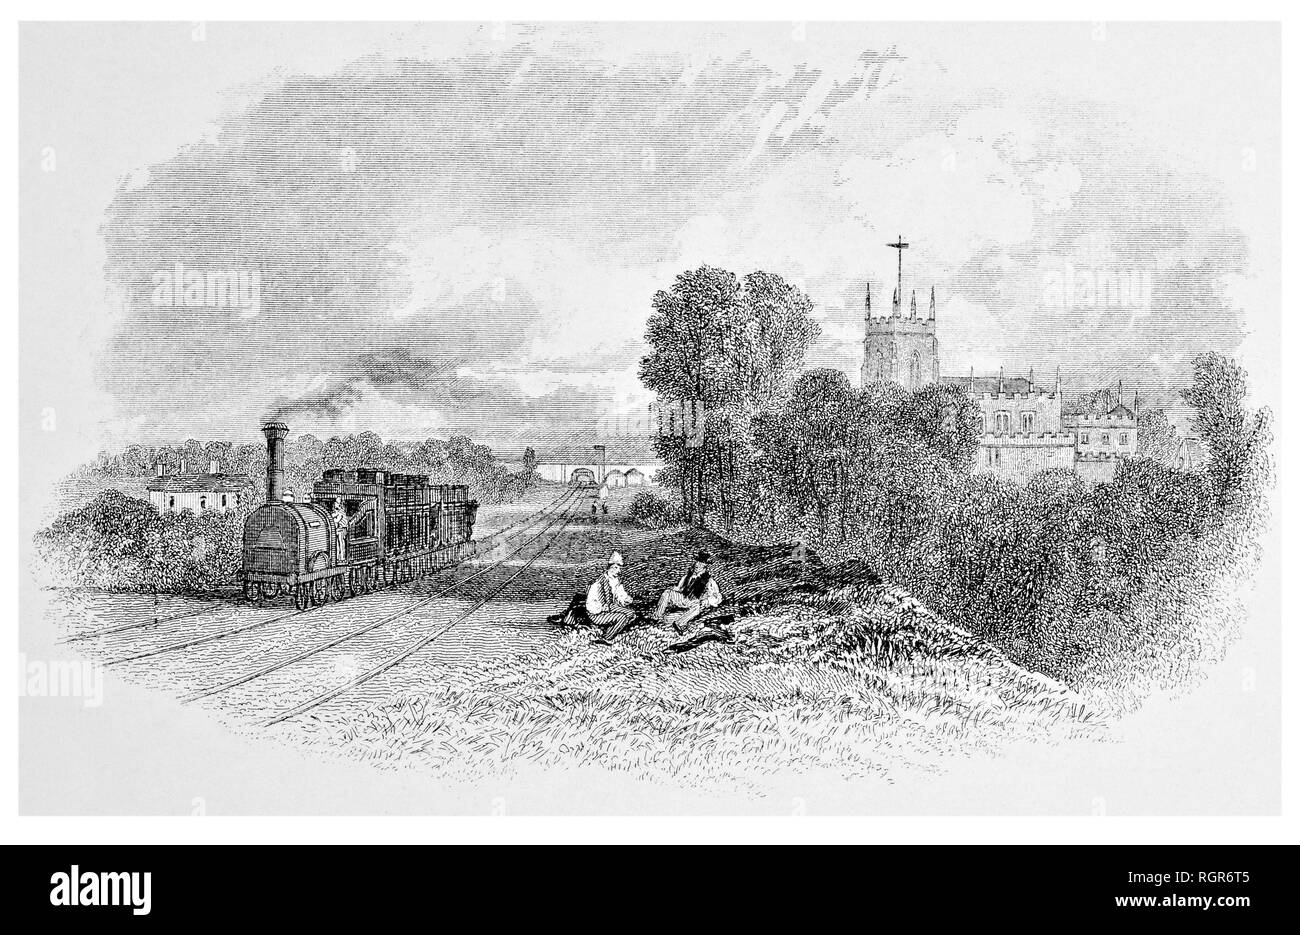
[94,31,1253,446]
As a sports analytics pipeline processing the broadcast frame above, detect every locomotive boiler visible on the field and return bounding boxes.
[241,421,478,610]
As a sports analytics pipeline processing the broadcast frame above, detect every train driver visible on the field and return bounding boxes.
[332,499,348,560]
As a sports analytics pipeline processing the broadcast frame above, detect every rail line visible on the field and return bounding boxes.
[76,487,577,649]
[102,488,579,668]
[264,491,580,725]
[181,490,580,703]
[61,600,229,644]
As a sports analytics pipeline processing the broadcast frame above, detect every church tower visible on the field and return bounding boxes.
[861,236,940,390]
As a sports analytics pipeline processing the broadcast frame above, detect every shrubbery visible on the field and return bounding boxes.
[34,489,247,594]
[653,348,1272,690]
[627,491,681,528]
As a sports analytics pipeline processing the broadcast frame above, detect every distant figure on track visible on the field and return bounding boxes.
[651,550,723,634]
[588,551,639,645]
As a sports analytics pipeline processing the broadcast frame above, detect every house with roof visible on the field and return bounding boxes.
[146,459,253,513]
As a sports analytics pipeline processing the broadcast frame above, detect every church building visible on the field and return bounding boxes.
[860,236,1137,483]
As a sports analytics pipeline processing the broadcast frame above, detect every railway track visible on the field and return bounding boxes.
[101,488,580,668]
[60,599,232,644]
[180,490,580,704]
[262,490,581,725]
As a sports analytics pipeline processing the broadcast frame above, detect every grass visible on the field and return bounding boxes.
[292,538,1106,792]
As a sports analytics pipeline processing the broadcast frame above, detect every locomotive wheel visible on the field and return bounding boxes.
[293,586,310,612]
[347,568,359,597]
[259,582,279,600]
[330,575,346,603]
[242,579,259,602]
[311,579,327,606]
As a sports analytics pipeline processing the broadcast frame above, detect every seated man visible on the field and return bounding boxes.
[653,551,723,633]
[587,551,638,644]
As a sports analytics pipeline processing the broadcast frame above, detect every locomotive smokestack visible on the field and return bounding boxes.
[261,420,289,503]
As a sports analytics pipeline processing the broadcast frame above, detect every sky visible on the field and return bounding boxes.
[20,22,1280,461]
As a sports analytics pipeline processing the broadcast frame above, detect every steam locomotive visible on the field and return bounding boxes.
[241,421,478,610]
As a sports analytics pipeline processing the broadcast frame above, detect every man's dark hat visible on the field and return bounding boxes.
[695,551,711,564]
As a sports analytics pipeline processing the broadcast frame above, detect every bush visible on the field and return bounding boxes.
[34,490,246,594]
[627,491,681,529]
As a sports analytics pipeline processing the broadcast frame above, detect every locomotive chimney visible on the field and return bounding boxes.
[261,421,289,503]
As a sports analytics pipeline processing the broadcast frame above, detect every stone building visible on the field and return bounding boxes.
[857,236,1139,483]
[950,369,1079,482]
[861,283,940,391]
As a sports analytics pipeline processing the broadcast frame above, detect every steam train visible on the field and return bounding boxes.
[241,422,479,610]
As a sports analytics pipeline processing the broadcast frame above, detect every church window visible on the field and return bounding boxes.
[994,411,1010,435]
[909,351,922,386]
[976,415,986,434]
[1020,412,1035,433]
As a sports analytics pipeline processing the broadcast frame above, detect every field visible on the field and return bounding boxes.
[41,482,1113,798]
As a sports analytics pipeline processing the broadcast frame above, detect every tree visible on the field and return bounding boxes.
[1136,408,1180,464]
[639,265,820,526]
[182,438,204,472]
[1182,351,1271,511]
[892,382,980,473]
[289,433,324,464]
[204,440,232,472]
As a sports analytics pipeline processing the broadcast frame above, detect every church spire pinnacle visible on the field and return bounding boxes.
[891,286,900,317]
[865,282,871,319]
[928,286,935,320]
[910,289,917,318]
